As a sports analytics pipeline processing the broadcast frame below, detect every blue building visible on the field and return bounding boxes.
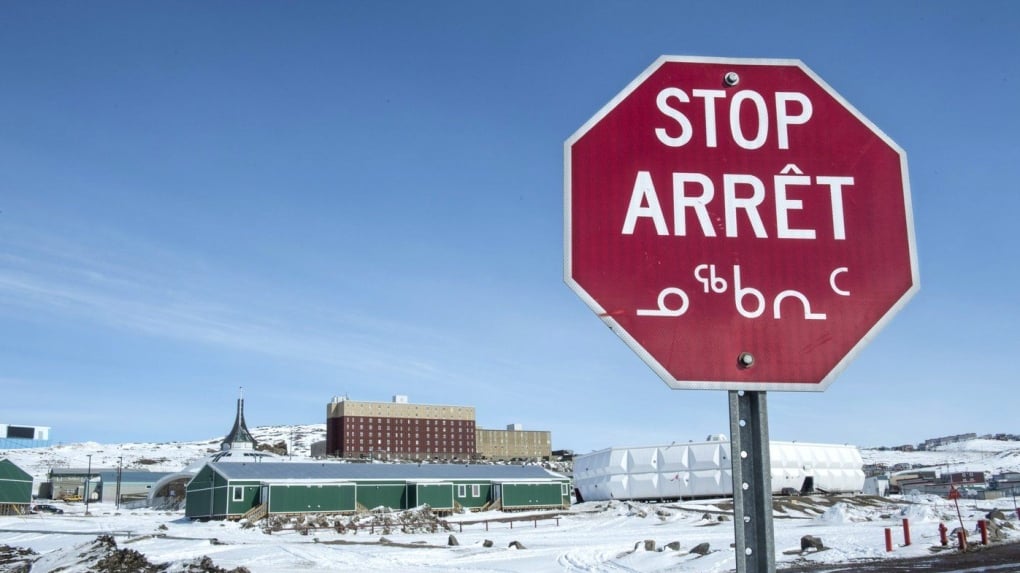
[0,424,51,449]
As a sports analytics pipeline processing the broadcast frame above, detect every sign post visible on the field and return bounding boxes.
[565,56,918,572]
[730,391,774,572]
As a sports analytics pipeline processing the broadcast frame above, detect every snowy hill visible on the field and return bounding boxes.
[0,424,326,484]
[5,427,1019,486]
[860,439,1020,476]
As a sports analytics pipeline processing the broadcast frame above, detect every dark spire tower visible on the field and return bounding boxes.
[221,387,257,451]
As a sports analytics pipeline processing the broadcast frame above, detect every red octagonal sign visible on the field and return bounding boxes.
[565,56,919,391]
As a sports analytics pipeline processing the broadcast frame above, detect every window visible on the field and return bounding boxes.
[457,485,467,497]
[561,483,569,496]
[471,484,480,498]
[232,486,244,502]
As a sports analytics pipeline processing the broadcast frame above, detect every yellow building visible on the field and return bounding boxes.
[475,424,552,460]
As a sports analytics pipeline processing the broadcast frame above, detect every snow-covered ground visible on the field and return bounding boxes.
[3,432,1019,572]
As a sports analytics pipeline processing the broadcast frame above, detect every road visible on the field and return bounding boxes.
[780,540,1020,572]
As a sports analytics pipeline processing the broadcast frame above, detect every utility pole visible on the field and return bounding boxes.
[115,456,123,510]
[84,454,92,516]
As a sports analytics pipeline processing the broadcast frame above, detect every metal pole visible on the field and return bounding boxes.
[84,454,92,516]
[116,457,123,510]
[729,390,775,573]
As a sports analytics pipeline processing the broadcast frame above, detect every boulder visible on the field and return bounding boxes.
[690,542,711,555]
[801,535,824,551]
[663,541,682,551]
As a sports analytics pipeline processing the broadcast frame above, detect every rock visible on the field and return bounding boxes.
[690,542,711,555]
[508,540,526,550]
[482,539,494,548]
[643,539,656,552]
[379,537,392,545]
[987,509,1007,522]
[717,515,730,522]
[448,534,459,546]
[663,541,682,551]
[801,535,824,551]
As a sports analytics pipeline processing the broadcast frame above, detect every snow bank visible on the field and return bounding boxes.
[816,502,869,524]
[900,501,943,523]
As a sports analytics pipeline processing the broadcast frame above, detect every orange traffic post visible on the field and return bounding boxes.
[884,528,893,552]
[902,518,911,546]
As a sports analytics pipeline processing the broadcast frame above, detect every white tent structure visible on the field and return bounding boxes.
[573,437,864,502]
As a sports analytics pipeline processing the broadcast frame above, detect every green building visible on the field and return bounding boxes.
[185,462,570,520]
[0,458,33,515]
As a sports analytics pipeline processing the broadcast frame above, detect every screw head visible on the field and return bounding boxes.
[738,352,755,368]
[723,71,740,87]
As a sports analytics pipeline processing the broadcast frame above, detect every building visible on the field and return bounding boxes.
[149,391,280,509]
[48,468,173,505]
[0,424,51,449]
[220,391,257,452]
[0,458,33,515]
[475,424,552,460]
[185,461,570,520]
[920,433,978,451]
[573,437,865,502]
[325,395,476,460]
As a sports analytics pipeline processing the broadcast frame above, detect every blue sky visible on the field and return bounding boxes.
[1,2,1018,453]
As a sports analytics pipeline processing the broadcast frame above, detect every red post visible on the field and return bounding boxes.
[884,528,893,552]
[902,518,911,546]
[485,521,489,532]
[939,522,948,546]
[979,520,988,545]
[957,529,968,551]
[534,519,538,528]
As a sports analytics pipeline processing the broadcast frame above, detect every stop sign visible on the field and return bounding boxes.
[565,56,918,391]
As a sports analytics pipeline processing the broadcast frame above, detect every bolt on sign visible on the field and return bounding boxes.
[564,56,919,391]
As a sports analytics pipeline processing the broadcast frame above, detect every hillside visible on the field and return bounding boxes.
[0,424,326,484]
[4,427,1020,487]
[860,439,1020,476]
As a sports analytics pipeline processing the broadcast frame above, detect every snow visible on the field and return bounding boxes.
[3,433,1020,572]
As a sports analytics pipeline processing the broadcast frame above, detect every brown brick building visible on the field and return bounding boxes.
[325,396,476,460]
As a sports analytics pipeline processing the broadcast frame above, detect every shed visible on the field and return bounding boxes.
[0,458,33,515]
[185,462,569,520]
[48,468,173,504]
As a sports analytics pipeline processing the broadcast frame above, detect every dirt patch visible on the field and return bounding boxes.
[6,535,250,573]
[262,505,454,536]
[0,545,37,573]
